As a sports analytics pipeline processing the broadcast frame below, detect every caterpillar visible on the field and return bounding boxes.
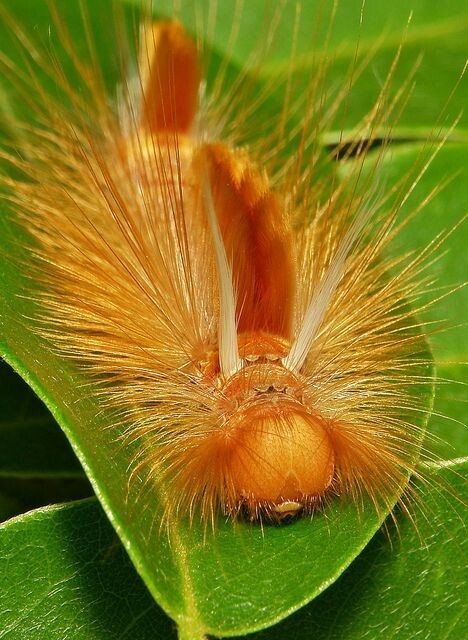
[0,0,461,533]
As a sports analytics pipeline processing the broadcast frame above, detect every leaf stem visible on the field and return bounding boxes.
[177,622,208,640]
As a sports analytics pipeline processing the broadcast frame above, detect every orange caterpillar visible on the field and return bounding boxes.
[2,14,436,524]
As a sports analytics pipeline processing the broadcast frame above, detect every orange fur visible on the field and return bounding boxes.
[140,21,201,133]
[200,143,295,338]
[0,8,444,525]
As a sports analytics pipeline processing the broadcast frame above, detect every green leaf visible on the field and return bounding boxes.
[338,142,467,461]
[364,144,468,459]
[134,0,468,134]
[237,459,468,639]
[0,329,420,637]
[0,0,465,637]
[1,461,465,639]
[0,498,176,640]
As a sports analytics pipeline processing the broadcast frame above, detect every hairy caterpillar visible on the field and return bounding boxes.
[0,0,463,537]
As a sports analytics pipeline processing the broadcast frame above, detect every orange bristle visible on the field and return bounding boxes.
[199,142,295,339]
[0,6,450,528]
[139,21,201,134]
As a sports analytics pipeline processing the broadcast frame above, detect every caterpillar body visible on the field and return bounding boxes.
[1,4,451,529]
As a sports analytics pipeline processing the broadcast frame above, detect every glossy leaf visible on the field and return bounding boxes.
[239,459,468,639]
[134,0,468,134]
[376,144,468,459]
[0,498,176,640]
[1,461,465,639]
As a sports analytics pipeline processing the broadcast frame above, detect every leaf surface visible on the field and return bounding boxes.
[0,498,175,640]
[1,461,465,639]
[237,459,468,639]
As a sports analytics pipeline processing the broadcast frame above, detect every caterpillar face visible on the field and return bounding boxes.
[188,332,334,518]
